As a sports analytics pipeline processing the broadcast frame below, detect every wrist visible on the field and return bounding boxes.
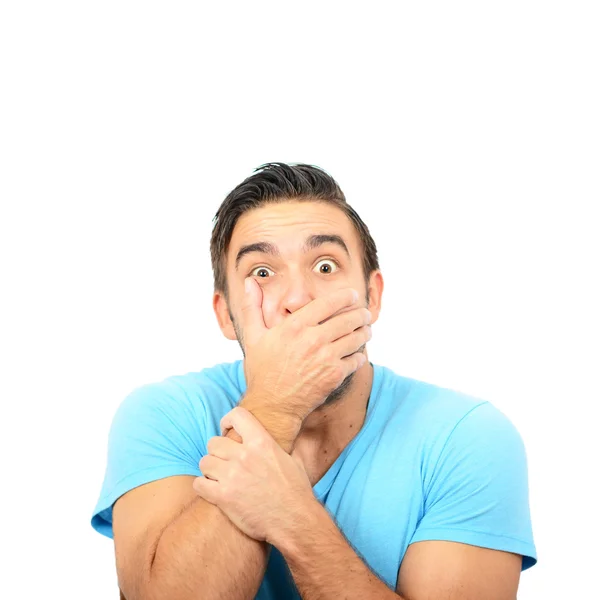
[239,392,303,453]
[269,495,326,556]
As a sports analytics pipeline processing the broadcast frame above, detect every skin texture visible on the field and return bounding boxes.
[199,199,523,598]
[192,406,522,600]
[193,406,318,544]
[112,199,523,599]
[212,199,385,457]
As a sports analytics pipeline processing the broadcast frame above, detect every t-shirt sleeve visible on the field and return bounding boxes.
[409,401,537,571]
[90,382,206,539]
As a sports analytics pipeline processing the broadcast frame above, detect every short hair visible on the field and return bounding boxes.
[210,162,380,302]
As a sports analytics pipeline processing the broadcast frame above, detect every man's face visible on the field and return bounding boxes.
[223,200,372,408]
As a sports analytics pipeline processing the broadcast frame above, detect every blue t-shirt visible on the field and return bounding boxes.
[91,360,537,597]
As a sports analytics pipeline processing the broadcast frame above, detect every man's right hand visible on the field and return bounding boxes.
[239,277,372,427]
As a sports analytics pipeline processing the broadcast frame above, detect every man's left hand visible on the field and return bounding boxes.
[192,406,316,545]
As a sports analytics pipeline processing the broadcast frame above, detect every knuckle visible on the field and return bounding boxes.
[332,364,345,382]
[229,464,242,481]
[323,355,340,377]
[248,436,267,452]
[220,483,231,499]
[306,329,323,351]
[320,346,335,365]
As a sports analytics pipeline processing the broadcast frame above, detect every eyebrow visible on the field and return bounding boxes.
[235,234,351,271]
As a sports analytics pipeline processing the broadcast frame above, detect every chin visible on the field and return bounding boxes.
[321,370,356,408]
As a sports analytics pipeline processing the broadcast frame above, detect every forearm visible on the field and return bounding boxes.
[147,395,302,600]
[238,390,304,453]
[149,492,268,600]
[276,500,403,600]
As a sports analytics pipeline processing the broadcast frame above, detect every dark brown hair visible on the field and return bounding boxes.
[210,162,380,302]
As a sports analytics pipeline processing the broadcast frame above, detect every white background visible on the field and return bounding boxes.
[1,1,598,598]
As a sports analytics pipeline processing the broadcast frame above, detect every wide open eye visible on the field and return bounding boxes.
[249,266,274,278]
[314,259,340,274]
[249,258,340,279]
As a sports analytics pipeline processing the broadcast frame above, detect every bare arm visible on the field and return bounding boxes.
[148,476,268,600]
[122,392,302,600]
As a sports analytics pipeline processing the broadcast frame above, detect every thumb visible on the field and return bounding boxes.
[241,277,266,342]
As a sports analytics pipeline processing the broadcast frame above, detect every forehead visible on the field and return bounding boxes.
[229,201,358,252]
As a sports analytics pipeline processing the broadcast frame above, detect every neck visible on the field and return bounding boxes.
[296,357,374,450]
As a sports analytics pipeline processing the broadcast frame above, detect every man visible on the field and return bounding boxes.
[91,162,537,599]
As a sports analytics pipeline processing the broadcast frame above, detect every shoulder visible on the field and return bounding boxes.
[418,382,525,463]
[109,360,245,457]
[378,365,492,437]
[377,366,525,465]
[114,360,244,422]
[402,382,530,506]
[91,360,245,537]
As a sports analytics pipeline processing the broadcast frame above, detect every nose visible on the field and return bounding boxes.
[280,278,315,315]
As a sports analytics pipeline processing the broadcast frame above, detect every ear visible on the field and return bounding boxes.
[366,270,384,325]
[213,291,238,341]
